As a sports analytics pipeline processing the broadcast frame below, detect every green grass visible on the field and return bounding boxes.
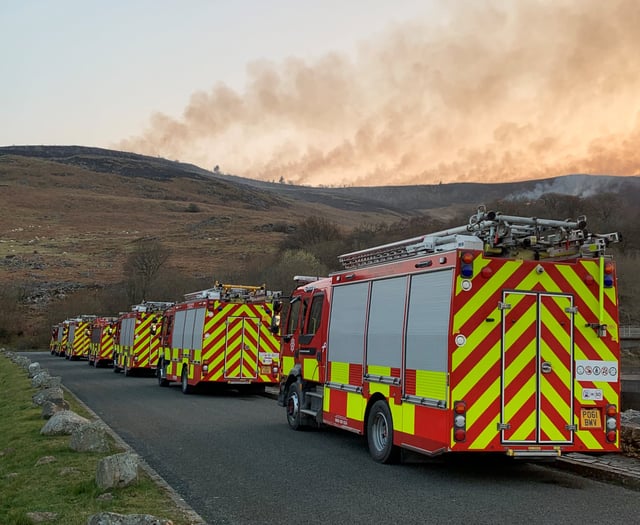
[0,355,195,525]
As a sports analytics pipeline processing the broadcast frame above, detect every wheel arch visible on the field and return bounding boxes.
[364,393,389,438]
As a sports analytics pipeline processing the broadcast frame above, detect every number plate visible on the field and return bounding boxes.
[580,407,602,429]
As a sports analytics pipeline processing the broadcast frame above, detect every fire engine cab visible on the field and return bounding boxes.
[157,283,282,394]
[278,206,622,462]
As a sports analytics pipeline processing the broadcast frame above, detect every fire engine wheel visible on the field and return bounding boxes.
[157,361,169,387]
[367,400,400,464]
[181,368,192,395]
[286,381,304,430]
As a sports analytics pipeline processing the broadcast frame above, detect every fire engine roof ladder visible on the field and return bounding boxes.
[338,205,621,269]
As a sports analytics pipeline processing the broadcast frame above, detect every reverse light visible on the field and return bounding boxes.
[460,252,474,278]
[453,400,467,442]
[605,404,618,443]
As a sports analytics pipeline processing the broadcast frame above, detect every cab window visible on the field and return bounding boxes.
[304,295,324,336]
[286,298,302,335]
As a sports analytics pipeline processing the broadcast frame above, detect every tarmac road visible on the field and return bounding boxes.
[33,352,640,525]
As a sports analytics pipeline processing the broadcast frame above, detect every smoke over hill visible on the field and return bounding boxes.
[119,0,640,187]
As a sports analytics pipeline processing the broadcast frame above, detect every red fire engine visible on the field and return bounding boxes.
[88,316,118,367]
[54,320,70,357]
[113,302,174,375]
[157,283,282,394]
[49,324,61,355]
[65,315,96,360]
[278,207,622,462]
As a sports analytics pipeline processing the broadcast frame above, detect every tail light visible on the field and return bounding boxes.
[460,252,475,278]
[605,404,618,443]
[453,400,467,442]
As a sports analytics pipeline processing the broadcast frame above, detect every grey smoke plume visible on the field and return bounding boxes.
[119,0,640,186]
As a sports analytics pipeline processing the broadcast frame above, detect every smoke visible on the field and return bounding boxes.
[118,0,640,186]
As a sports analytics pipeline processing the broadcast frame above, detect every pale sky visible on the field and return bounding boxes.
[2,0,640,186]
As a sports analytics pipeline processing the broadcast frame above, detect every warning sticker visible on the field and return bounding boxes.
[575,360,618,383]
[581,388,604,401]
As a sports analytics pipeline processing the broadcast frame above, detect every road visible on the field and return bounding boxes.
[32,352,640,525]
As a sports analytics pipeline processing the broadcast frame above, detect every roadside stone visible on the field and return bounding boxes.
[70,421,110,453]
[41,399,70,419]
[26,511,58,523]
[95,452,140,490]
[13,355,31,369]
[5,472,18,479]
[33,386,65,407]
[96,493,114,501]
[35,456,56,466]
[41,410,90,436]
[87,512,173,525]
[622,409,640,426]
[32,372,62,389]
[28,362,42,377]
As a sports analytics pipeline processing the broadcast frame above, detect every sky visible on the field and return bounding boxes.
[2,0,640,187]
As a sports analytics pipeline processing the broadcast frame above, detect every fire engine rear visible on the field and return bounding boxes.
[65,315,96,360]
[113,302,174,375]
[88,316,118,368]
[157,283,282,394]
[278,206,622,462]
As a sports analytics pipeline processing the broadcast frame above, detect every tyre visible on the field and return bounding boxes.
[367,400,400,464]
[157,360,169,387]
[286,381,304,430]
[181,367,192,395]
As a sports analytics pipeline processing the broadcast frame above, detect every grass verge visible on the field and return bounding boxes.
[0,353,195,525]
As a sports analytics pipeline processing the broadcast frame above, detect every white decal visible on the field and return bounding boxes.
[575,360,618,383]
[582,388,604,401]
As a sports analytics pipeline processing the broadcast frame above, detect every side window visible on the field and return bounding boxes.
[287,298,301,335]
[304,295,324,336]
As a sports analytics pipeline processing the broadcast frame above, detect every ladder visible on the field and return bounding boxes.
[183,283,282,302]
[338,205,621,269]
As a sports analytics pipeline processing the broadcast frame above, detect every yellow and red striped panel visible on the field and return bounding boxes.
[451,255,619,453]
[196,302,280,384]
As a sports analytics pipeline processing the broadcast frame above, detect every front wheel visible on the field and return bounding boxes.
[367,400,400,464]
[286,381,304,430]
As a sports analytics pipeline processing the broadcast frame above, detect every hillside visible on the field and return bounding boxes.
[1,145,639,343]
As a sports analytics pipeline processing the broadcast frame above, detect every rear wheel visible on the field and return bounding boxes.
[367,400,400,464]
[181,367,192,395]
[157,360,169,387]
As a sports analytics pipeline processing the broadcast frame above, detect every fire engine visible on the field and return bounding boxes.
[65,315,96,360]
[278,206,622,462]
[157,283,282,394]
[54,320,70,357]
[88,316,118,367]
[49,324,61,355]
[113,301,174,375]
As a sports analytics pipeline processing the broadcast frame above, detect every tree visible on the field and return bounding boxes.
[123,239,171,303]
